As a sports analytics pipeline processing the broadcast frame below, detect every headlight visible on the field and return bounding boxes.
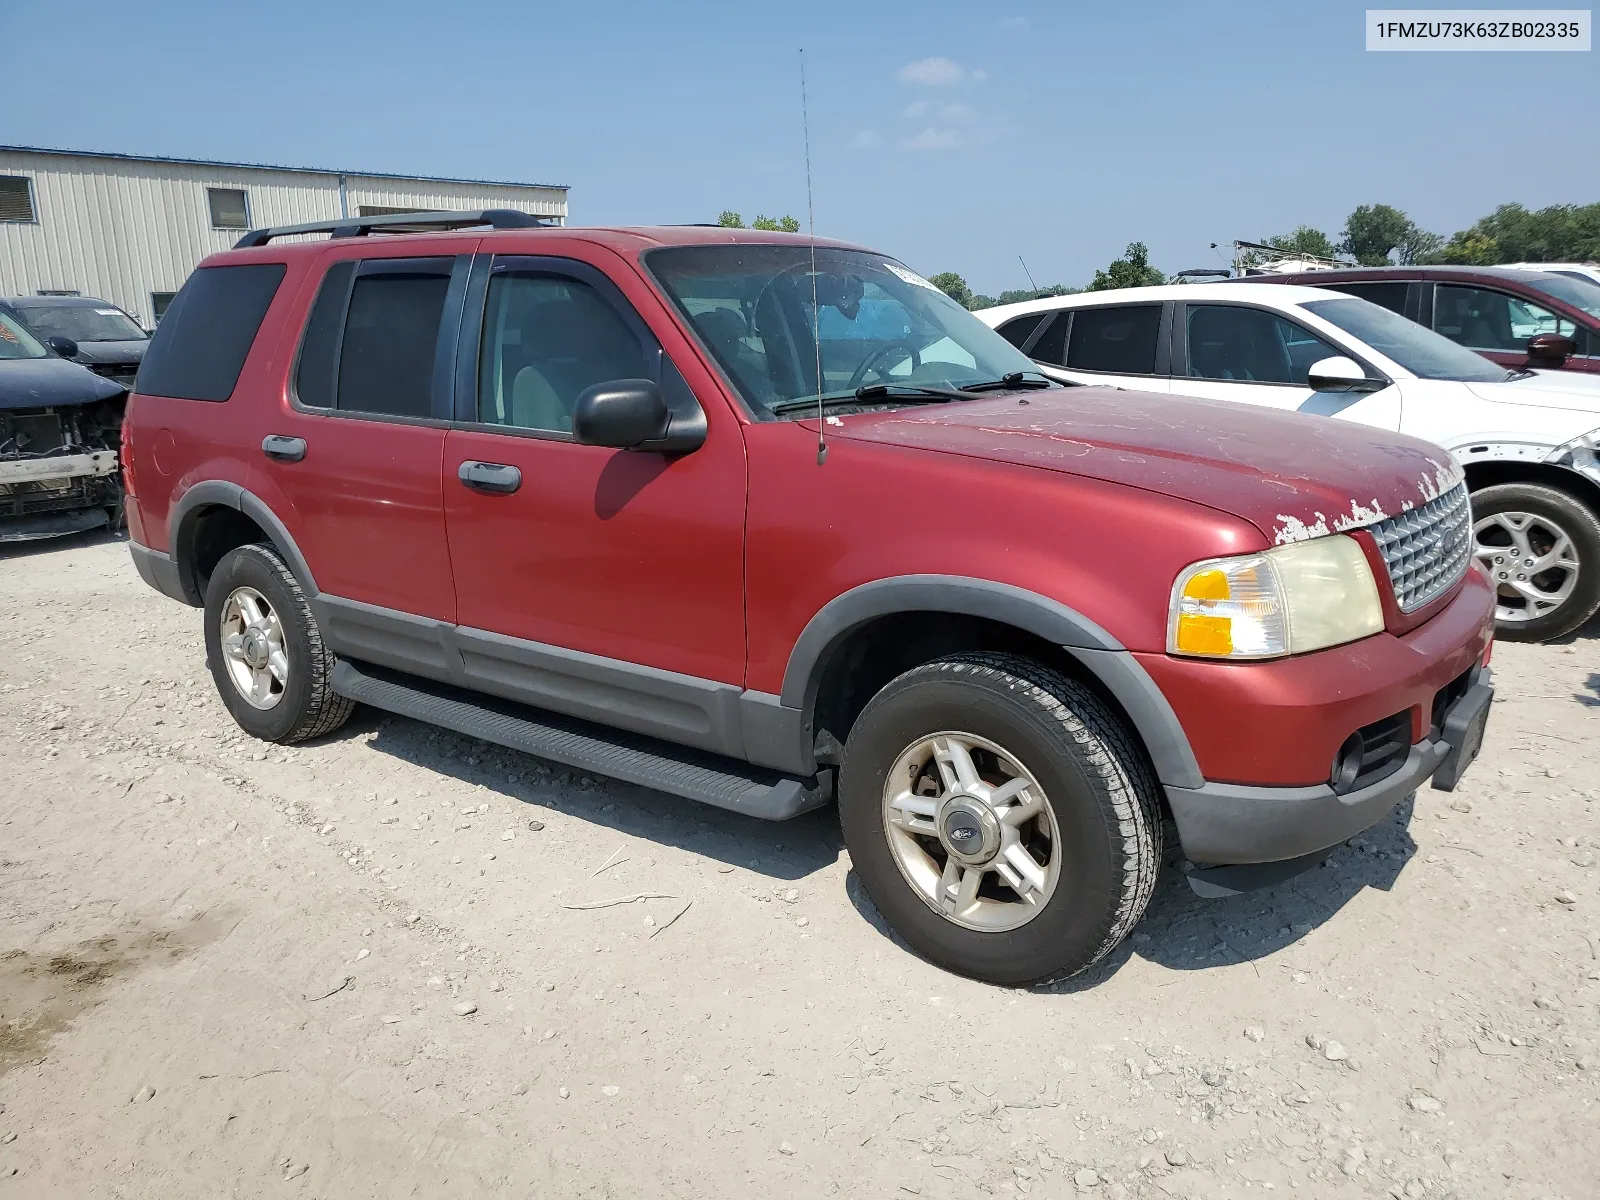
[1168,535,1384,659]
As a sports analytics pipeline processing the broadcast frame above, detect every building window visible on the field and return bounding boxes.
[207,188,250,230]
[151,292,179,324]
[0,175,37,223]
[358,204,425,217]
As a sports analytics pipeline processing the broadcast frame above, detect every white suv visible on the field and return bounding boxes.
[977,282,1600,640]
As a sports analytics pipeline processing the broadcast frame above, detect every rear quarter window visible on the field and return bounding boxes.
[136,262,286,401]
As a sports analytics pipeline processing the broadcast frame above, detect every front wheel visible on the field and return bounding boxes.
[1471,482,1600,642]
[838,653,1162,986]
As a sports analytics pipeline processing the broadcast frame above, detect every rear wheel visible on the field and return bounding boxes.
[204,543,353,743]
[838,653,1161,986]
[1471,482,1600,641]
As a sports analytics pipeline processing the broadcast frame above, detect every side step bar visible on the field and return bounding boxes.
[330,660,828,822]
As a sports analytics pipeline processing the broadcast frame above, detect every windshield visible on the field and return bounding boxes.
[1523,273,1600,321]
[0,310,50,360]
[1301,295,1508,382]
[646,245,1045,416]
[14,303,147,342]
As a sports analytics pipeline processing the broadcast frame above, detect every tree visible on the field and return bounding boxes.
[1263,225,1340,259]
[1432,202,1600,265]
[928,272,973,306]
[1087,242,1165,291]
[1341,204,1438,266]
[715,211,802,233]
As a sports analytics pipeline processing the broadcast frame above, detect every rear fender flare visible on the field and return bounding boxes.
[169,481,317,604]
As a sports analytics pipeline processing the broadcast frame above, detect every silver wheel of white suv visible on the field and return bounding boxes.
[219,584,289,710]
[1473,509,1579,625]
[882,731,1060,933]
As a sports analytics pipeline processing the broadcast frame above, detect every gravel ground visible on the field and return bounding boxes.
[1,532,1597,1199]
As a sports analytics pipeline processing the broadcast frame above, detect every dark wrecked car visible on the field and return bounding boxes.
[0,306,127,543]
[1,295,149,391]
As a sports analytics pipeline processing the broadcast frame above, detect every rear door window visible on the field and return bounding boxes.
[292,256,459,418]
[136,263,286,401]
[1064,305,1161,375]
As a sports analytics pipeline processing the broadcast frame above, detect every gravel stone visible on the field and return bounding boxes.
[1073,1167,1100,1189]
[1244,1026,1265,1042]
[1409,1095,1443,1113]
[1164,1148,1189,1168]
[453,1001,478,1016]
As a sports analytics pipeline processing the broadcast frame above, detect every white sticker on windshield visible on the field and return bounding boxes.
[884,262,942,292]
[94,309,121,316]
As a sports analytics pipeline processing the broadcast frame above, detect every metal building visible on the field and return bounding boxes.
[0,146,568,328]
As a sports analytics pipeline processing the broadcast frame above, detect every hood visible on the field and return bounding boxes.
[0,355,127,410]
[829,386,1460,547]
[70,340,147,367]
[1465,370,1600,413]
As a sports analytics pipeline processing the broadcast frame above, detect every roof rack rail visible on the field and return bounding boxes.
[234,208,557,249]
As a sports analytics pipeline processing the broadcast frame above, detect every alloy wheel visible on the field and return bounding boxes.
[1473,510,1580,625]
[219,585,289,709]
[881,731,1059,933]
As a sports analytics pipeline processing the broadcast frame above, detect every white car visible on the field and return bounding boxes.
[1502,262,1600,289]
[976,282,1600,640]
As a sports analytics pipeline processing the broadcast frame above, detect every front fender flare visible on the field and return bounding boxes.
[776,575,1204,789]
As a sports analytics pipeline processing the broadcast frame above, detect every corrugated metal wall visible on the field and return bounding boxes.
[0,150,568,327]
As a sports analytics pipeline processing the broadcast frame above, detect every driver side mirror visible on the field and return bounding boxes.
[45,335,80,359]
[572,379,705,454]
[1526,333,1576,367]
[1307,355,1384,393]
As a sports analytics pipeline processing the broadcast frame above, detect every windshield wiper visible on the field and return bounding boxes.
[958,371,1057,394]
[1503,368,1537,381]
[768,385,968,416]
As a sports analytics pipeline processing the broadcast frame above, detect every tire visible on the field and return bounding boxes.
[838,652,1162,986]
[203,543,354,743]
[1471,482,1600,642]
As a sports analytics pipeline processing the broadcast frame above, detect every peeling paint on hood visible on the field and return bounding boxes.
[828,386,1462,547]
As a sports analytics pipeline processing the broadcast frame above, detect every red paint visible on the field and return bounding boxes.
[126,224,1496,794]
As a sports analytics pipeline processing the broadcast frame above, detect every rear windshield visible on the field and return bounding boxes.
[1301,296,1509,382]
[137,263,286,401]
[1523,273,1600,321]
[15,303,147,343]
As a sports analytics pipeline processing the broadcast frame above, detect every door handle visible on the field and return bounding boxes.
[457,460,522,495]
[262,434,307,463]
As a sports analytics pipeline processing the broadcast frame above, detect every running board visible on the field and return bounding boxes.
[330,660,828,821]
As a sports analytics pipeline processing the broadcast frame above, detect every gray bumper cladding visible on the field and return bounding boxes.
[128,543,191,605]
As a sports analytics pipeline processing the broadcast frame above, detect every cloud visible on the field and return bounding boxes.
[903,100,974,123]
[902,100,930,118]
[902,127,965,152]
[897,56,965,86]
[1000,16,1029,30]
[849,129,882,149]
[971,69,987,83]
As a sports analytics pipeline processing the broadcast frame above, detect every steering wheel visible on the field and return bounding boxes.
[848,341,922,390]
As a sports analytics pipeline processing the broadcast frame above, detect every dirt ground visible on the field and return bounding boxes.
[1,532,1596,1200]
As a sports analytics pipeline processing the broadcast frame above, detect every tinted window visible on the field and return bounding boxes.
[336,264,452,418]
[996,312,1046,350]
[1522,273,1600,321]
[1186,305,1339,385]
[1325,281,1408,315]
[137,263,286,401]
[294,260,356,410]
[1433,284,1574,351]
[477,272,647,434]
[1029,312,1069,366]
[1065,305,1161,374]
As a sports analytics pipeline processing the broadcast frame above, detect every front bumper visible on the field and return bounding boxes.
[1171,670,1493,892]
[0,451,122,542]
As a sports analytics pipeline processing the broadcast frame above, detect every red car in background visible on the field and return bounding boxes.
[1249,265,1600,376]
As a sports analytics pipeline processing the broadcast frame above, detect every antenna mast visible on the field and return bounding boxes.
[1018,255,1038,292]
[801,49,826,466]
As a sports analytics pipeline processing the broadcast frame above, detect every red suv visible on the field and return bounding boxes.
[123,211,1496,985]
[1251,265,1600,375]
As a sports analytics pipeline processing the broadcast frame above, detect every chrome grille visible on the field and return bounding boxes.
[1367,483,1472,613]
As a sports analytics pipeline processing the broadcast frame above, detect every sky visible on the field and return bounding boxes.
[6,0,1598,296]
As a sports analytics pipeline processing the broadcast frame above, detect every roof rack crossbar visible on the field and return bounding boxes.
[234,208,557,249]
